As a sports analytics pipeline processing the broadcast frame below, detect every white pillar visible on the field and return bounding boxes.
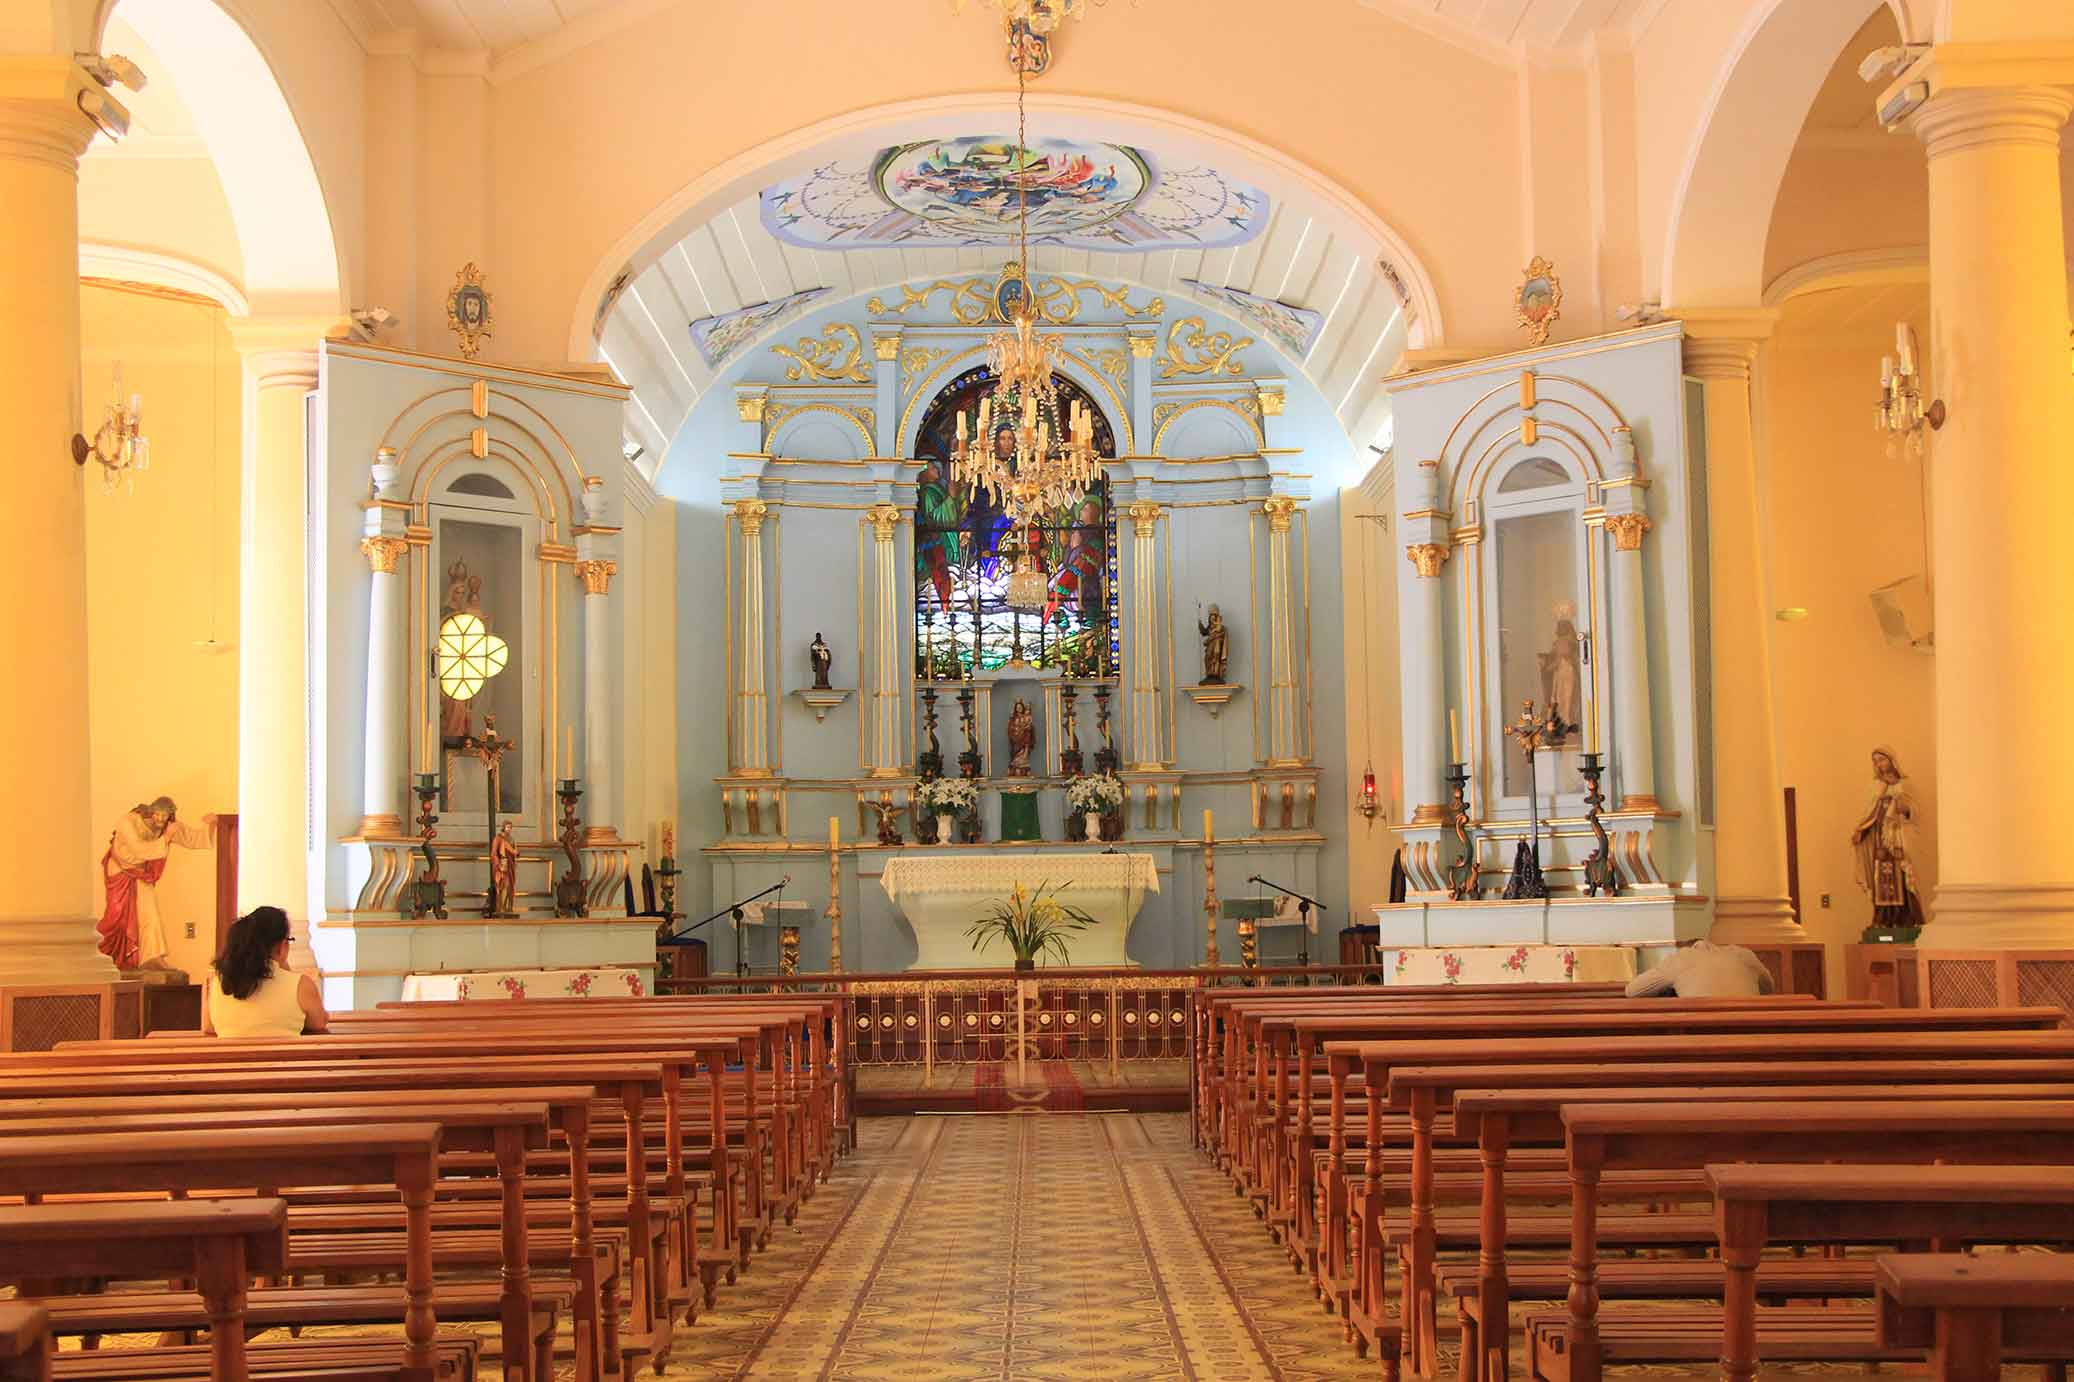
[1125,500,1164,768]
[230,317,329,952]
[0,59,118,984]
[1397,542,1448,825]
[867,503,903,777]
[1679,315,1801,943]
[576,557,619,835]
[732,498,771,774]
[1264,495,1304,765]
[358,534,408,834]
[1911,81,2074,948]
[1603,434,1657,808]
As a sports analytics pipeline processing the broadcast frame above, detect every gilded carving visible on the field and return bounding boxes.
[872,333,902,362]
[1159,317,1252,378]
[866,276,1161,326]
[1257,388,1286,417]
[900,345,951,389]
[770,322,872,383]
[1126,500,1162,536]
[735,498,770,538]
[1405,542,1450,578]
[360,535,408,575]
[1093,348,1129,390]
[1262,495,1299,533]
[1127,333,1158,360]
[573,558,618,595]
[867,502,902,540]
[1605,512,1653,552]
[444,262,493,360]
[736,393,767,424]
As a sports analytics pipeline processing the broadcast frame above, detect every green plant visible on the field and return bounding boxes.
[964,880,1095,966]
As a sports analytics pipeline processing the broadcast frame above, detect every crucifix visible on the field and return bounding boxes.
[462,713,517,915]
[1501,698,1570,900]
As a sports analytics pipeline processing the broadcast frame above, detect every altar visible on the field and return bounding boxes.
[879,853,1159,969]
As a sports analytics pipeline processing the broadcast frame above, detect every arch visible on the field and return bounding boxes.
[567,92,1445,364]
[97,0,342,315]
[78,242,249,314]
[1661,0,1901,309]
[1765,247,1930,304]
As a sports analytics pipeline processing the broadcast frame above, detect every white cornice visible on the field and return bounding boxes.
[79,242,249,314]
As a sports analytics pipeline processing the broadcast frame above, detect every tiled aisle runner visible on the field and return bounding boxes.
[692,1112,1374,1381]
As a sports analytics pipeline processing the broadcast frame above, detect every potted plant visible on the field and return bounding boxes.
[1065,773,1125,842]
[964,880,1095,971]
[916,776,978,844]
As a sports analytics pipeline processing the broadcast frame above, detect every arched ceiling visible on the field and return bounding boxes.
[596,130,1415,470]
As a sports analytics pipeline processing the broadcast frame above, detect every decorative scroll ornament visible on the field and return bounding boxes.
[1515,256,1562,346]
[445,262,493,360]
[1604,513,1652,552]
[901,346,951,389]
[1092,348,1128,390]
[769,322,872,383]
[868,275,1162,326]
[1158,317,1252,379]
[1405,542,1450,579]
[360,536,408,574]
[573,559,618,595]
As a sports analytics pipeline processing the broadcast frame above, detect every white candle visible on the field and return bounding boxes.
[1202,808,1214,844]
[1449,709,1460,764]
[829,815,840,850]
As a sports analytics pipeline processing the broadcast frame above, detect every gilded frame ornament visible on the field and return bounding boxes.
[446,262,494,360]
[1515,257,1562,346]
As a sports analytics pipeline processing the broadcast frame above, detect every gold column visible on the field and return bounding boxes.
[733,499,771,774]
[1264,495,1304,765]
[1679,314,1801,942]
[1911,80,2074,947]
[867,503,903,777]
[0,59,118,984]
[1126,500,1165,768]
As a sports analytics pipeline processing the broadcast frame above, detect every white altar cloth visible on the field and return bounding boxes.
[879,853,1159,969]
[1380,944,1636,987]
[400,966,652,1002]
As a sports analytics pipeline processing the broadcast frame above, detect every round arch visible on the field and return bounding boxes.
[1661,0,1905,308]
[94,0,342,315]
[567,91,1444,364]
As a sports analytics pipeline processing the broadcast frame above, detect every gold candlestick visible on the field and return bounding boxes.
[826,815,844,974]
[1202,808,1220,967]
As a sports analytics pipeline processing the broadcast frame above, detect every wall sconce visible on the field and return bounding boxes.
[1875,322,1943,459]
[71,365,149,493]
[1357,763,1380,826]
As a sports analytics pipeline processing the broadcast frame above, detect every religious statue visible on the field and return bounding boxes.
[487,820,520,918]
[873,793,905,847]
[1197,604,1230,685]
[1851,746,1923,930]
[809,631,833,690]
[1538,606,1582,734]
[440,560,485,744]
[96,796,216,972]
[1006,699,1036,776]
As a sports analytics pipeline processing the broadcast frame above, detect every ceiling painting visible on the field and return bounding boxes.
[762,136,1267,252]
[1180,279,1324,360]
[688,288,831,368]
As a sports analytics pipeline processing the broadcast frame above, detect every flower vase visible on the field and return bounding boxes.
[937,813,956,845]
[1083,810,1103,842]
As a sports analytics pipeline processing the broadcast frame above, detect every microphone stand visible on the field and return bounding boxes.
[1247,876,1327,967]
[662,880,790,979]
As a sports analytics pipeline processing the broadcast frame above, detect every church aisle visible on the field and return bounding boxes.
[668,1111,1374,1380]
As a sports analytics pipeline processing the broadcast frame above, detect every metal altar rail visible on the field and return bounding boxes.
[658,964,1391,1083]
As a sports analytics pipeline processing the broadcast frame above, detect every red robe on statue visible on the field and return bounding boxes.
[96,848,167,971]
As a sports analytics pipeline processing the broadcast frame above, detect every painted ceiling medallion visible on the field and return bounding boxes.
[762,138,1266,253]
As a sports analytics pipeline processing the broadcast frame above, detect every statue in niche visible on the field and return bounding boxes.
[808,631,833,690]
[1537,602,1582,733]
[1006,699,1036,777]
[487,820,519,918]
[1851,746,1923,930]
[96,795,216,973]
[440,560,485,744]
[1197,604,1230,685]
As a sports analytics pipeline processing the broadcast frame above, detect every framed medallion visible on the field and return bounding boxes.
[446,262,494,359]
[992,260,1029,323]
[1515,257,1562,345]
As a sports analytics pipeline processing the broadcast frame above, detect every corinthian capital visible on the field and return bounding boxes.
[1404,542,1450,579]
[573,559,618,595]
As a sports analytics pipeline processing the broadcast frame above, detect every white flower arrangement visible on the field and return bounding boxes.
[1065,773,1125,813]
[916,777,979,813]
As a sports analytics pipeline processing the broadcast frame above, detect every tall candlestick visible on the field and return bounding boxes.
[1449,709,1460,764]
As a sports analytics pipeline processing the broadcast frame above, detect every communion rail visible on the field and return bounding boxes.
[658,963,1391,1076]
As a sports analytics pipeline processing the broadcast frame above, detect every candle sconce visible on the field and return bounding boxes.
[1875,321,1944,460]
[554,777,588,917]
[1443,761,1478,901]
[1579,752,1619,897]
[402,773,448,919]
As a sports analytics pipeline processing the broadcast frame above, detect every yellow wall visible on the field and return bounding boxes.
[1764,284,1936,972]
[79,281,242,977]
[1340,479,1404,915]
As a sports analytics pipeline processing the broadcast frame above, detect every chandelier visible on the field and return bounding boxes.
[948,48,1102,609]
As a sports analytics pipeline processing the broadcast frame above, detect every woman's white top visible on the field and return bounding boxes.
[207,966,308,1037]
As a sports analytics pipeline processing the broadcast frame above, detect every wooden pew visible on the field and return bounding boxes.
[1876,1253,2074,1382]
[1326,1026,2074,1372]
[1548,1100,2074,1382]
[0,1199,285,1382]
[0,1305,47,1382]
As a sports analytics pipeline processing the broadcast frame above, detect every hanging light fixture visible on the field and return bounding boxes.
[72,363,149,492]
[948,25,1102,610]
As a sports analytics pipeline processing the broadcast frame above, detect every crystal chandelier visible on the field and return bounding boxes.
[71,364,149,493]
[1874,322,1945,460]
[948,50,1101,609]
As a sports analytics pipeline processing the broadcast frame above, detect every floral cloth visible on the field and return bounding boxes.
[1379,944,1636,987]
[402,967,653,1002]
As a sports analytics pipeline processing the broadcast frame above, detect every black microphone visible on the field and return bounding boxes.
[779,875,791,888]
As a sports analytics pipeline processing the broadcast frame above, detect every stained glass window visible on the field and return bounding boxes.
[914,366,1117,678]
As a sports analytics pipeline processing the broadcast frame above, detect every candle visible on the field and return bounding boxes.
[564,726,574,778]
[1449,709,1460,764]
[423,718,434,773]
[1203,808,1214,844]
[829,815,840,850]
[1881,356,1894,388]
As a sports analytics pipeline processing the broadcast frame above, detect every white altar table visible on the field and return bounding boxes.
[1380,944,1636,987]
[879,853,1159,969]
[400,965,653,1002]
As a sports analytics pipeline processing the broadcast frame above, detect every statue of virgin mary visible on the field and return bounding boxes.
[1850,746,1923,929]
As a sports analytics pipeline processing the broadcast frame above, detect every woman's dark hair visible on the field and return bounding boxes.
[214,906,289,1000]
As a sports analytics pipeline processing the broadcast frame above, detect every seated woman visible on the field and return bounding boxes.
[203,906,328,1036]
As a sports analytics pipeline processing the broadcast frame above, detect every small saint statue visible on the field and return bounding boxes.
[487,820,519,918]
[1006,698,1036,777]
[808,631,833,690]
[1198,604,1230,684]
[1537,605,1582,734]
[1851,746,1923,929]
